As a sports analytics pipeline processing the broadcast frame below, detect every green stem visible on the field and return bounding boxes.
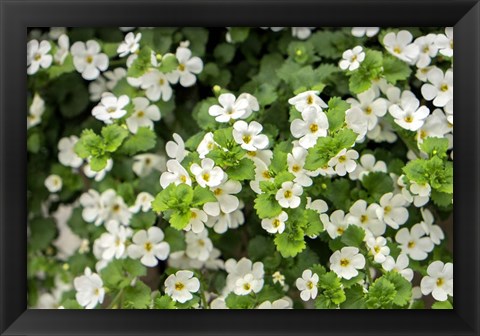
[364,257,374,286]
[200,283,209,309]
[107,288,124,309]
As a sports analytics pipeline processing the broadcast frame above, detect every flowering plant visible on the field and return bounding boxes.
[27,27,453,309]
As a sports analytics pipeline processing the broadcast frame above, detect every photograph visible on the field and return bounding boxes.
[26,26,454,310]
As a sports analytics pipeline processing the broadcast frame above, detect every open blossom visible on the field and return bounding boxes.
[58,136,83,168]
[92,93,130,124]
[346,200,385,237]
[166,47,203,87]
[129,192,154,213]
[290,106,329,149]
[197,132,217,159]
[366,236,390,263]
[321,210,350,239]
[276,181,303,208]
[383,30,420,64]
[74,267,105,309]
[54,34,70,65]
[395,223,434,260]
[330,247,366,280]
[347,88,387,131]
[133,154,164,177]
[208,93,249,123]
[190,158,225,188]
[420,208,444,245]
[225,257,264,295]
[71,40,108,80]
[27,40,53,75]
[165,270,200,303]
[84,158,113,182]
[126,97,160,134]
[376,192,409,229]
[420,261,453,301]
[79,189,104,226]
[296,269,319,301]
[421,67,453,108]
[339,46,365,71]
[27,93,46,130]
[140,69,173,102]
[257,299,292,309]
[185,208,208,233]
[45,174,62,193]
[232,121,269,151]
[382,253,414,282]
[435,27,453,57]
[237,93,259,119]
[261,211,288,234]
[389,95,430,131]
[185,230,213,261]
[414,34,438,68]
[287,146,315,187]
[328,149,358,176]
[100,189,132,225]
[96,220,132,260]
[166,133,188,162]
[205,206,245,234]
[288,90,328,112]
[160,159,192,188]
[127,227,170,267]
[351,27,379,37]
[117,32,141,57]
[348,153,387,181]
[203,178,242,216]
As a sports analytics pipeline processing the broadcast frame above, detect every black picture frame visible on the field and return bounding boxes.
[1,0,479,335]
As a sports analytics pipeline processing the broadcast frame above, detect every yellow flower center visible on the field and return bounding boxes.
[292,164,301,173]
[393,46,401,54]
[273,219,281,228]
[214,188,223,196]
[423,46,430,53]
[144,242,153,252]
[145,158,151,165]
[175,282,185,291]
[178,63,186,72]
[180,175,187,183]
[338,155,346,163]
[407,241,415,249]
[247,151,256,157]
[198,239,205,247]
[86,55,93,64]
[360,215,368,224]
[436,278,444,287]
[340,258,350,267]
[242,135,252,144]
[337,227,345,235]
[384,206,391,214]
[284,190,292,198]
[306,95,314,105]
[404,115,413,123]
[107,107,117,113]
[309,123,319,133]
[159,78,165,85]
[419,130,428,139]
[94,288,100,296]
[373,246,380,254]
[112,204,120,212]
[440,84,449,92]
[365,106,373,115]
[243,283,251,291]
[306,281,314,290]
[202,173,210,182]
[34,53,42,61]
[191,211,197,219]
[262,170,271,179]
[137,111,145,117]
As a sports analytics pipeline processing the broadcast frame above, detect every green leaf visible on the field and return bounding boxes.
[153,295,177,309]
[274,227,306,258]
[127,46,153,78]
[192,186,217,206]
[315,272,346,308]
[213,43,236,64]
[164,226,186,252]
[89,155,109,172]
[213,127,234,148]
[419,137,449,159]
[383,271,412,307]
[100,261,124,288]
[123,259,147,278]
[48,54,75,79]
[170,210,192,230]
[130,211,157,230]
[29,218,57,250]
[229,27,250,43]
[225,292,256,309]
[158,54,179,73]
[366,277,396,309]
[120,127,156,155]
[123,281,152,309]
[340,225,365,247]
[102,124,129,152]
[247,236,276,261]
[361,172,394,200]
[74,129,103,159]
[349,49,383,94]
[431,190,453,208]
[340,284,366,309]
[226,158,255,181]
[432,300,453,309]
[382,55,412,84]
[326,97,349,132]
[323,179,353,211]
[254,193,282,219]
[304,209,324,237]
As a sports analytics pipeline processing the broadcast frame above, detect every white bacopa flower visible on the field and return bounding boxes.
[414,34,438,68]
[232,120,269,151]
[435,27,453,57]
[54,34,70,65]
[140,69,173,102]
[345,106,368,141]
[101,189,132,226]
[168,250,204,270]
[126,97,160,134]
[205,206,245,234]
[132,153,165,177]
[166,47,203,87]
[382,253,414,281]
[52,205,83,261]
[276,181,303,209]
[376,192,409,229]
[366,236,390,263]
[203,178,242,216]
[208,93,249,123]
[348,153,387,181]
[321,210,351,239]
[421,67,453,108]
[97,220,132,261]
[389,95,430,131]
[409,181,431,207]
[225,257,264,295]
[71,40,108,80]
[383,30,420,64]
[290,106,329,149]
[261,211,288,234]
[420,261,453,301]
[330,247,366,280]
[288,90,328,112]
[306,197,328,214]
[395,223,434,260]
[236,93,259,119]
[291,27,314,40]
[416,109,451,144]
[92,93,130,124]
[346,200,385,237]
[84,158,113,182]
[127,226,170,267]
[58,136,83,168]
[74,267,105,309]
[27,93,45,129]
[185,230,213,261]
[129,192,154,213]
[197,132,217,159]
[351,27,379,37]
[272,271,286,286]
[160,159,192,188]
[80,189,104,226]
[296,269,319,301]
[347,88,387,131]
[420,208,444,245]
[245,148,273,167]
[287,146,316,187]
[328,148,358,176]
[190,158,225,188]
[117,32,142,57]
[27,40,53,75]
[185,208,208,233]
[249,160,273,193]
[257,298,292,309]
[164,270,200,303]
[44,174,62,193]
[89,76,107,101]
[339,46,365,71]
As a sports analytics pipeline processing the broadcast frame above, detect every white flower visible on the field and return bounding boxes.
[54,34,70,65]
[185,208,208,233]
[347,88,387,131]
[257,299,292,309]
[126,97,160,134]
[330,247,366,280]
[376,192,409,229]
[45,174,62,193]
[382,253,414,281]
[306,198,328,214]
[234,273,264,295]
[117,32,141,57]
[288,90,328,112]
[420,261,453,301]
[420,208,444,245]
[185,230,213,262]
[225,257,264,295]
[276,181,303,208]
[71,40,108,80]
[383,30,420,64]
[232,120,269,151]
[140,69,173,102]
[348,153,387,181]
[190,158,225,188]
[389,95,430,131]
[27,40,52,75]
[409,181,431,207]
[84,158,113,182]
[80,189,104,226]
[345,107,368,141]
[421,67,453,108]
[321,210,350,239]
[164,270,200,303]
[74,267,105,309]
[416,109,451,143]
[208,93,249,123]
[168,250,204,270]
[287,146,316,187]
[395,223,434,260]
[272,271,286,286]
[52,205,82,260]
[205,206,245,234]
[414,34,438,68]
[328,148,358,176]
[160,159,192,188]
[203,178,242,216]
[290,106,329,149]
[58,136,83,168]
[291,27,314,40]
[127,226,170,267]
[351,27,379,37]
[261,211,288,234]
[339,46,365,71]
[92,93,130,124]
[97,220,132,260]
[129,192,154,213]
[88,76,107,101]
[132,154,164,177]
[104,68,127,90]
[237,93,259,119]
[366,236,390,263]
[366,118,397,143]
[197,132,217,159]
[166,47,203,87]
[435,27,453,57]
[296,269,319,301]
[346,200,385,237]
[164,133,188,163]
[27,93,45,129]
[100,189,131,226]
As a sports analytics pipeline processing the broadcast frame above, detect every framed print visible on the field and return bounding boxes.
[1,0,480,335]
